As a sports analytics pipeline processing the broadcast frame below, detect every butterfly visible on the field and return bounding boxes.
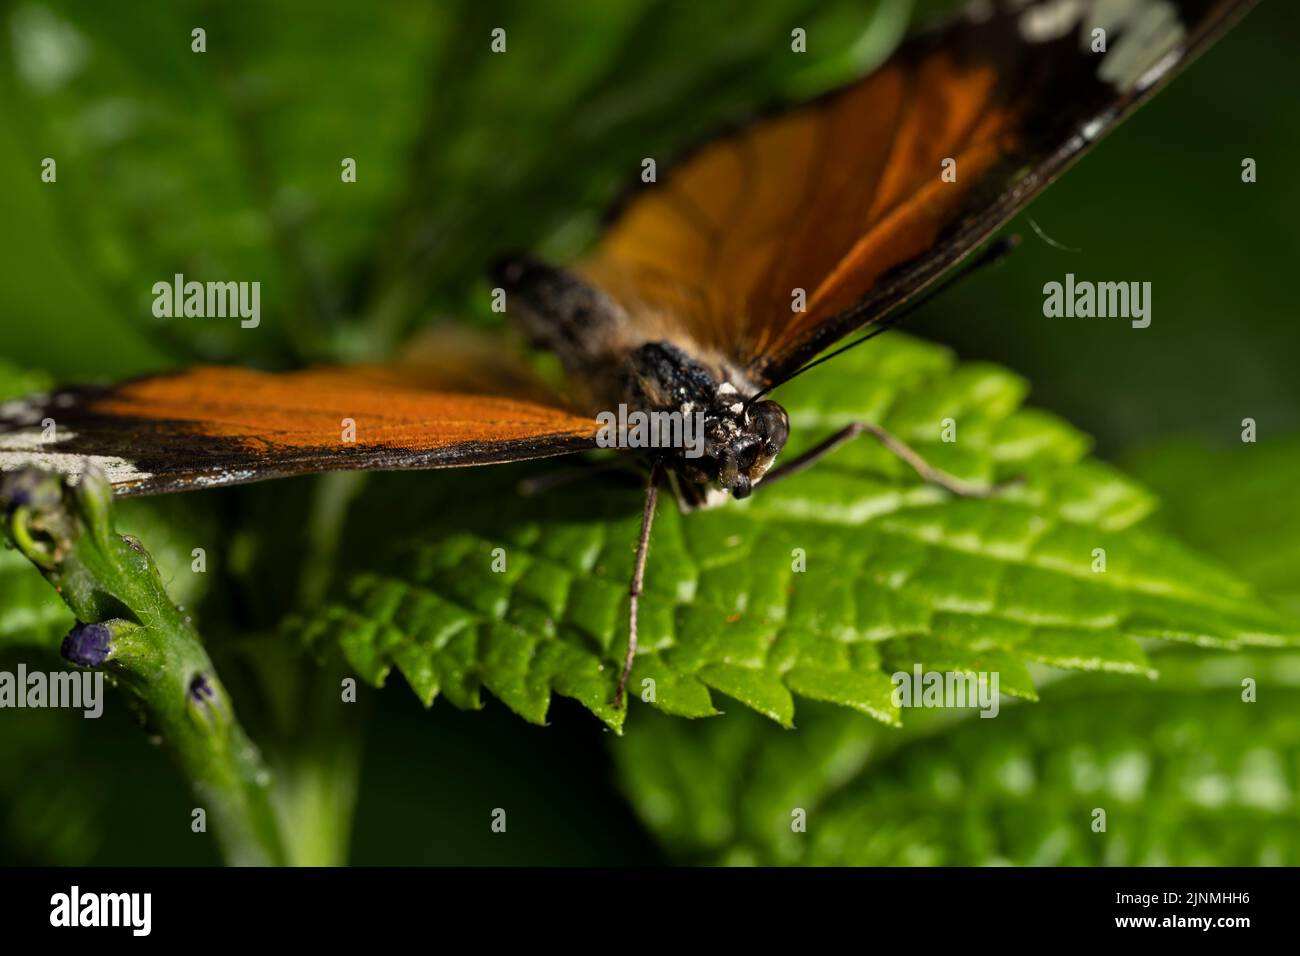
[0,0,1255,707]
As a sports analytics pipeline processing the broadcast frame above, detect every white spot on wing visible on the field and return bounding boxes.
[0,396,48,427]
[0,428,55,451]
[187,469,256,489]
[0,449,152,487]
[1081,114,1107,141]
[0,426,153,487]
[1134,47,1182,92]
[1093,0,1186,93]
[1019,0,1084,43]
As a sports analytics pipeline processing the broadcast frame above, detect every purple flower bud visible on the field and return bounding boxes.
[61,622,112,667]
[0,468,60,515]
[189,673,217,703]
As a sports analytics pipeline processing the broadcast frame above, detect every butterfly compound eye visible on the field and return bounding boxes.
[749,400,790,455]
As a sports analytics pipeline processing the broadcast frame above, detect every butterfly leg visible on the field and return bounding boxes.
[616,459,664,710]
[761,422,1019,498]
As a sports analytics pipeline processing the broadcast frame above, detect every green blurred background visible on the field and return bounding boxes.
[0,0,1296,864]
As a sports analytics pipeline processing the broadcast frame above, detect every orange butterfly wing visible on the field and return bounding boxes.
[581,0,1253,383]
[0,335,599,496]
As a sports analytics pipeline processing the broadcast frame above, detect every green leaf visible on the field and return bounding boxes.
[611,432,1300,864]
[614,650,1300,865]
[3,1,443,362]
[289,335,1298,731]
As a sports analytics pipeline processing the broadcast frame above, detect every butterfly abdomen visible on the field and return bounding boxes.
[492,253,631,397]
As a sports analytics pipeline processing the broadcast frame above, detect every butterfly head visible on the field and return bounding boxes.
[720,397,789,498]
[680,389,789,503]
[619,341,789,506]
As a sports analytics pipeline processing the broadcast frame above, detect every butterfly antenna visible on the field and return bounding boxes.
[745,234,1021,409]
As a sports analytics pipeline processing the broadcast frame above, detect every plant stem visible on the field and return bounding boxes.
[246,643,362,866]
[0,466,286,866]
